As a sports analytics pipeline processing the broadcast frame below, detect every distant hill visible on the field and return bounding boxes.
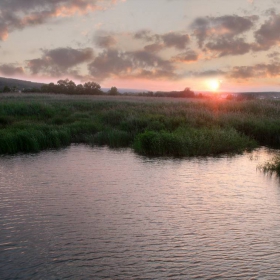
[0,77,44,91]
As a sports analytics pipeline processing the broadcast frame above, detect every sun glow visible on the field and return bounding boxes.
[207,79,220,92]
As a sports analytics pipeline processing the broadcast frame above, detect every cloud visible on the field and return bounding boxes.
[134,30,155,41]
[268,51,280,61]
[88,49,132,80]
[88,48,177,81]
[253,14,280,51]
[144,43,165,53]
[0,63,24,76]
[0,0,120,40]
[205,37,252,57]
[94,34,117,48]
[134,30,190,50]
[161,32,190,49]
[172,50,198,63]
[192,69,226,77]
[26,47,94,76]
[228,63,280,79]
[190,15,256,47]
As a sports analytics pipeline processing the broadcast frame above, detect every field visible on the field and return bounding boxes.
[0,93,279,164]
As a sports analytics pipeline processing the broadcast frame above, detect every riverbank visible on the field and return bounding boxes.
[0,93,279,158]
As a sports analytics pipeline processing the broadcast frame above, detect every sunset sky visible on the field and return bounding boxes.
[1,0,280,92]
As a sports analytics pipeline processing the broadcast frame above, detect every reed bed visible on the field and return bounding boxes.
[0,97,279,157]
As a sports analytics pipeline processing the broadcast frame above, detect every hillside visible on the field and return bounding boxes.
[0,77,44,91]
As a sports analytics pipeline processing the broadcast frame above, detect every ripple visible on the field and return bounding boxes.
[0,145,280,279]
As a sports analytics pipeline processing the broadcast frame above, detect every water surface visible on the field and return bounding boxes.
[0,145,279,279]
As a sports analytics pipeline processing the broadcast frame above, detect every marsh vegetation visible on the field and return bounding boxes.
[0,96,279,160]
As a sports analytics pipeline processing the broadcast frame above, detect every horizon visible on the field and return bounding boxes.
[3,75,280,94]
[1,0,280,92]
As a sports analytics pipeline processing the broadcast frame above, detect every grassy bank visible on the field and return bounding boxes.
[0,96,279,156]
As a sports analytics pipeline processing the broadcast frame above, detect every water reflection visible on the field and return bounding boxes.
[0,145,279,279]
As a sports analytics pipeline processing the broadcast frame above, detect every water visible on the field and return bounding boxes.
[0,145,280,279]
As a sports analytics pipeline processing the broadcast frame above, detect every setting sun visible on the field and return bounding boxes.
[207,79,220,91]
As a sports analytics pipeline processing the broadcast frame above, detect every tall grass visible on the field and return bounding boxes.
[133,127,256,156]
[260,156,280,176]
[0,98,279,156]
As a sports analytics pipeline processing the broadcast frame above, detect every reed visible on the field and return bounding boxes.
[261,156,280,176]
[133,127,256,157]
[0,98,279,156]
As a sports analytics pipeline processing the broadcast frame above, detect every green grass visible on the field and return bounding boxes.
[0,97,279,156]
[134,127,256,157]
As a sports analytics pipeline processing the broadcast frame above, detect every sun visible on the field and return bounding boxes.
[207,79,220,92]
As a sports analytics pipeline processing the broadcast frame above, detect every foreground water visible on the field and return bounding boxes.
[0,145,280,279]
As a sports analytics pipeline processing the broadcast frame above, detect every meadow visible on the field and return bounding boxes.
[0,94,279,166]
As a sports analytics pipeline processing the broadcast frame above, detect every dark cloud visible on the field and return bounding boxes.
[191,15,256,47]
[131,50,173,71]
[88,49,176,80]
[27,47,94,76]
[144,43,164,53]
[134,30,155,42]
[94,35,117,48]
[205,37,252,57]
[134,29,190,50]
[161,32,190,49]
[88,49,132,79]
[253,14,280,51]
[0,0,117,40]
[268,51,280,61]
[228,63,280,79]
[172,50,198,62]
[192,70,226,77]
[0,0,104,12]
[0,0,64,11]
[0,63,24,76]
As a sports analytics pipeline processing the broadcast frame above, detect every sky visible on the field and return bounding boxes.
[1,0,280,92]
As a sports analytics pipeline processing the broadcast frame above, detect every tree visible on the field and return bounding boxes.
[83,81,101,95]
[3,86,11,92]
[182,87,195,98]
[76,84,84,95]
[66,80,76,94]
[108,86,118,95]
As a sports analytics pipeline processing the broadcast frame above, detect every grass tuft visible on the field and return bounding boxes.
[260,156,280,176]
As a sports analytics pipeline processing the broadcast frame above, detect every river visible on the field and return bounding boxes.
[1,145,279,279]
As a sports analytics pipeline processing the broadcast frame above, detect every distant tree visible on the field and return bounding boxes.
[40,79,103,95]
[108,86,119,95]
[66,80,76,94]
[57,79,69,93]
[3,86,11,92]
[182,87,195,98]
[197,93,205,98]
[76,84,84,95]
[23,87,39,93]
[48,82,58,93]
[226,94,234,100]
[41,84,49,93]
[83,81,101,95]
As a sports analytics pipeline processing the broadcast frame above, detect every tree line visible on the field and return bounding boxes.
[0,78,257,100]
[22,79,196,98]
[37,79,119,95]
